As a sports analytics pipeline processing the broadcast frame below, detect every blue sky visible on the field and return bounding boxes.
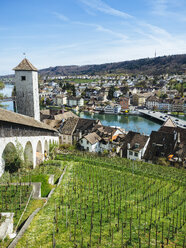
[1,0,186,75]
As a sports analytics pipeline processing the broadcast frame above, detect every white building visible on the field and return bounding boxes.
[113,90,122,98]
[146,95,159,110]
[158,100,172,112]
[67,97,84,107]
[121,131,149,161]
[13,58,40,121]
[80,132,101,152]
[127,140,149,160]
[104,104,121,114]
[55,95,67,106]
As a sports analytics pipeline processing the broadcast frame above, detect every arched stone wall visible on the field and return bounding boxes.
[0,136,59,176]
[36,140,43,165]
[2,142,17,173]
[24,141,33,167]
[44,140,49,153]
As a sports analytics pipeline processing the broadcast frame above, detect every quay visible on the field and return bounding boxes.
[138,109,186,128]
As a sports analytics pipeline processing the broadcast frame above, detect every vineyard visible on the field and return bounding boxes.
[16,155,185,248]
[0,161,66,247]
[0,184,32,223]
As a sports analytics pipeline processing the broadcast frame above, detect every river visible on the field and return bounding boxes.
[0,84,14,111]
[79,112,160,135]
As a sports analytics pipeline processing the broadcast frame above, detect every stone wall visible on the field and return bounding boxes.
[0,135,59,176]
[0,213,15,240]
[0,121,58,138]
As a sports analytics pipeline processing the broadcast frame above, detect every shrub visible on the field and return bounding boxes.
[3,142,24,173]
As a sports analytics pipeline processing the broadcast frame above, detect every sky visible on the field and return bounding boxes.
[0,0,186,75]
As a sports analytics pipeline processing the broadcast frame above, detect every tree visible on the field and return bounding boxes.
[3,142,24,173]
[160,94,168,99]
[108,86,115,100]
[0,81,5,90]
[0,81,5,107]
[71,84,76,96]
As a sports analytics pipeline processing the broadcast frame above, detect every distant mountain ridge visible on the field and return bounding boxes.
[1,54,186,79]
[39,54,186,77]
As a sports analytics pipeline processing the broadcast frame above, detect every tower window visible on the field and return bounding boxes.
[21,76,26,81]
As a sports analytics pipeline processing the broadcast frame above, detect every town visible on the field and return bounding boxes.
[0,0,186,246]
[0,56,186,248]
[37,68,186,166]
[1,58,186,168]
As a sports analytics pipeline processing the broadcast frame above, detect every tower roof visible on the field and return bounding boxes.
[162,117,177,128]
[13,58,38,71]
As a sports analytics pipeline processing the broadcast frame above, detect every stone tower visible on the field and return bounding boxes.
[13,58,40,121]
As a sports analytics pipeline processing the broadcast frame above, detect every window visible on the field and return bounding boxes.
[134,152,138,157]
[21,76,26,81]
[129,151,133,155]
[135,143,140,148]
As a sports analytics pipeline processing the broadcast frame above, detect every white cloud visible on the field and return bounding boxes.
[148,0,186,21]
[52,12,69,22]
[152,0,168,15]
[95,25,128,40]
[79,0,133,19]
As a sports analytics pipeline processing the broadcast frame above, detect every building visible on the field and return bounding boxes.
[80,132,101,152]
[158,99,172,112]
[132,93,152,107]
[171,98,185,112]
[113,90,122,98]
[13,58,40,121]
[121,131,149,160]
[143,130,177,163]
[146,95,159,110]
[67,97,84,107]
[60,117,100,145]
[119,96,130,110]
[104,104,121,114]
[55,94,67,106]
[60,117,79,145]
[159,119,186,164]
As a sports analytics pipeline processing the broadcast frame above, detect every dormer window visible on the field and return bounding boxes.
[21,76,26,81]
[135,143,140,148]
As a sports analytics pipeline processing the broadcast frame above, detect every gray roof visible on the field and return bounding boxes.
[84,132,101,144]
[0,108,57,132]
[60,117,79,135]
[13,58,38,71]
[54,111,78,121]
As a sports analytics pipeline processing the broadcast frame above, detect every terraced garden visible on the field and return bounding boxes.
[0,160,66,247]
[15,155,185,247]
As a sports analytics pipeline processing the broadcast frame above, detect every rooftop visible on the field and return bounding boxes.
[84,132,101,145]
[0,108,56,132]
[60,117,79,135]
[13,58,38,71]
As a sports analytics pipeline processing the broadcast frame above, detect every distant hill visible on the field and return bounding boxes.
[39,54,186,77]
[1,54,186,79]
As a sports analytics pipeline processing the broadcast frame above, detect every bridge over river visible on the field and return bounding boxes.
[139,110,186,128]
